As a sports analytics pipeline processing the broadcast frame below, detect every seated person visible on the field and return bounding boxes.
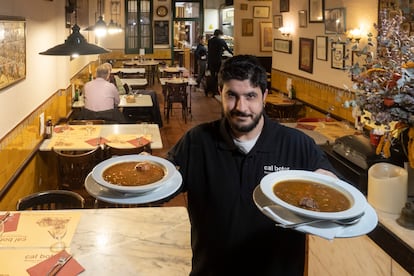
[84,64,120,112]
[82,64,125,123]
[103,62,127,95]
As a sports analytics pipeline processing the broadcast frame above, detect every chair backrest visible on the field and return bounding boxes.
[16,190,85,210]
[53,147,103,190]
[104,144,151,158]
[165,82,188,103]
[68,119,106,125]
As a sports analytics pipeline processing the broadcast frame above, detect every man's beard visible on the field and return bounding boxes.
[226,109,263,133]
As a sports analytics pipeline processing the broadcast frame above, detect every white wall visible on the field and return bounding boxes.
[271,0,378,89]
[0,0,94,139]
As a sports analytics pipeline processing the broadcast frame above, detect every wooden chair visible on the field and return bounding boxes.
[53,147,103,208]
[164,82,188,123]
[16,190,85,210]
[104,143,151,158]
[53,147,103,190]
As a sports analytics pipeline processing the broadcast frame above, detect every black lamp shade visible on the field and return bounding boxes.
[39,24,110,56]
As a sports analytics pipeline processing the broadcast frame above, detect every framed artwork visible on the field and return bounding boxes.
[298,10,307,28]
[273,15,283,29]
[240,3,248,10]
[274,39,292,54]
[253,6,270,18]
[280,0,289,12]
[316,36,328,60]
[351,50,368,80]
[299,37,314,73]
[0,16,26,90]
[309,0,324,23]
[241,19,254,36]
[331,42,346,70]
[325,8,346,34]
[154,21,169,45]
[260,22,273,51]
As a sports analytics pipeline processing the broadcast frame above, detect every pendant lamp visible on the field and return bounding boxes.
[39,24,110,56]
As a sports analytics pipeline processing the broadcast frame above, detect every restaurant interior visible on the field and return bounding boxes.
[0,0,413,275]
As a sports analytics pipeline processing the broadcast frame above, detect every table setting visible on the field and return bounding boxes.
[253,170,378,240]
[85,154,182,205]
[0,211,84,275]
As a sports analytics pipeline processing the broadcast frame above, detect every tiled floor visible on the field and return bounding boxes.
[151,82,223,207]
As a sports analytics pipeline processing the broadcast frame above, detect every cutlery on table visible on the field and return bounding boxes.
[46,255,72,276]
[0,211,10,222]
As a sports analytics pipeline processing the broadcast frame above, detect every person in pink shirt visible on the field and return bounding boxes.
[84,64,120,112]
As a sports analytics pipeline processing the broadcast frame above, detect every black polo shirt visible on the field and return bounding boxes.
[168,115,335,276]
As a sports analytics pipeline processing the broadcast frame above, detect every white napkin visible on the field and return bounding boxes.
[262,206,344,240]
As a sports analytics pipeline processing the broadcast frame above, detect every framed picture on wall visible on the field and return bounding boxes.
[242,19,254,36]
[280,0,289,12]
[273,15,283,28]
[325,8,346,34]
[260,22,273,51]
[274,39,292,53]
[316,36,328,60]
[253,6,270,18]
[309,0,324,23]
[331,42,346,69]
[0,16,26,90]
[298,10,307,27]
[299,37,314,73]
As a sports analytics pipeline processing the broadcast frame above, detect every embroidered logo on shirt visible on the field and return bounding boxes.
[263,165,290,174]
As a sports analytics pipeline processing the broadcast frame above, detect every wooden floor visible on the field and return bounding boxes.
[151,82,222,207]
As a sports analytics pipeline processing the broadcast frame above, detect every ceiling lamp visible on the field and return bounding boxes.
[39,24,110,57]
[85,0,108,37]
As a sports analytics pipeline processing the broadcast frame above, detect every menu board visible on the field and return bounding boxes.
[154,20,169,45]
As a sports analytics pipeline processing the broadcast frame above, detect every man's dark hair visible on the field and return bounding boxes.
[213,29,223,36]
[218,55,268,94]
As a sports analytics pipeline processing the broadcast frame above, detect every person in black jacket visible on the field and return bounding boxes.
[207,29,233,96]
[168,55,337,275]
[194,35,207,89]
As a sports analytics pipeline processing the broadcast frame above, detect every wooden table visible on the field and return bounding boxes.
[119,94,153,107]
[39,123,163,150]
[0,207,191,275]
[123,60,159,86]
[282,121,358,145]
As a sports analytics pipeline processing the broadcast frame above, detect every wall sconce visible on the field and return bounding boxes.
[348,28,362,43]
[278,26,292,37]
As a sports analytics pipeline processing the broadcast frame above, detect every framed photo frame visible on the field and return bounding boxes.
[280,0,289,12]
[240,3,248,11]
[316,36,328,61]
[260,22,273,52]
[0,16,26,90]
[298,10,307,28]
[309,0,324,23]
[299,37,314,73]
[273,15,283,29]
[253,6,270,18]
[241,19,254,36]
[274,39,292,54]
[325,8,346,34]
[351,50,368,80]
[331,42,346,70]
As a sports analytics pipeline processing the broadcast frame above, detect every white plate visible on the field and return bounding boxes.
[253,186,378,238]
[260,170,367,220]
[91,155,176,194]
[85,170,182,204]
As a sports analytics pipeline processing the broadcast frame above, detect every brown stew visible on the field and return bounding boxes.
[103,161,165,186]
[273,180,351,212]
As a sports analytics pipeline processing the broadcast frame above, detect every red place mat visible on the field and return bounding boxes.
[127,137,150,147]
[27,250,84,276]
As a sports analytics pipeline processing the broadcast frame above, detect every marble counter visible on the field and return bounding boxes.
[0,207,192,275]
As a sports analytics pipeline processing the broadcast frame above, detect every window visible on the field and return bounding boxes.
[125,0,152,54]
